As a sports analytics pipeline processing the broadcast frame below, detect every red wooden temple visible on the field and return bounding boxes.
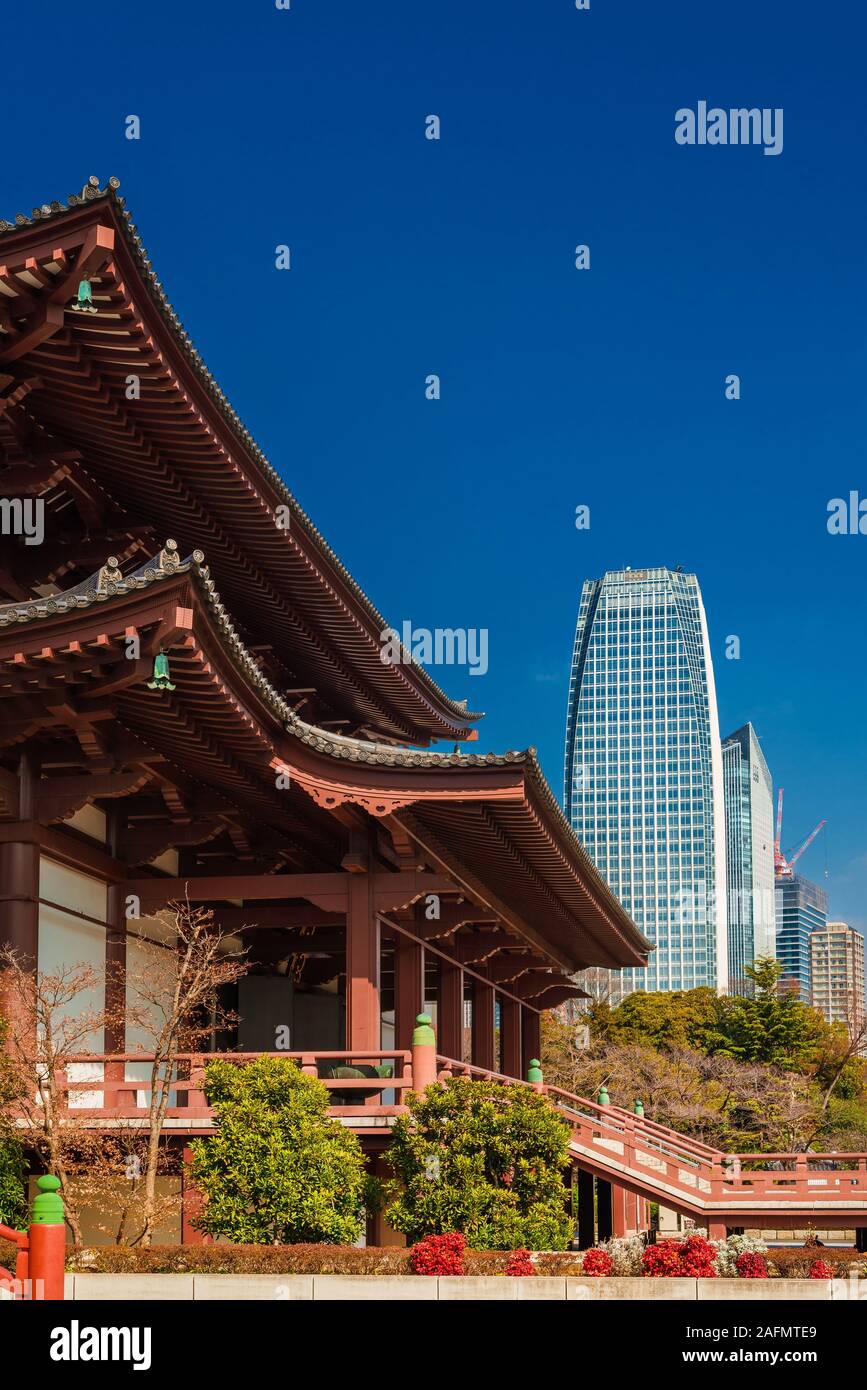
[2,178,863,1247]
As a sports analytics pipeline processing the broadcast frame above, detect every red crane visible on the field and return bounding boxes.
[774,788,826,879]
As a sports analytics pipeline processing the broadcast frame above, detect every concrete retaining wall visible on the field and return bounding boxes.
[59,1274,863,1300]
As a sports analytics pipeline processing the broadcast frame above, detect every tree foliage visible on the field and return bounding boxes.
[188,1056,366,1245]
[0,1014,26,1229]
[543,954,867,1154]
[385,1077,573,1250]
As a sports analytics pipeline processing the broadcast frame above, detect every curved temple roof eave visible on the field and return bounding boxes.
[0,542,651,970]
[0,176,483,744]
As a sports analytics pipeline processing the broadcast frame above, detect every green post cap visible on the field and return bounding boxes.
[527,1058,543,1083]
[411,1013,436,1047]
[633,1099,645,1117]
[597,1085,610,1106]
[32,1175,65,1226]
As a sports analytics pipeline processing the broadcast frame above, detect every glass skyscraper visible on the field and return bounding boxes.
[775,874,828,1001]
[721,723,775,990]
[564,567,728,995]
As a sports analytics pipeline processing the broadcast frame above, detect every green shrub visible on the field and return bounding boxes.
[0,1131,26,1231]
[385,1077,573,1250]
[188,1056,366,1245]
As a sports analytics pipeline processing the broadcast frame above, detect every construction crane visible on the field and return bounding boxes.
[774,788,827,879]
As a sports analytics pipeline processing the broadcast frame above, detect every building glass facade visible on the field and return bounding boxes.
[721,723,775,990]
[564,567,728,996]
[774,874,827,1001]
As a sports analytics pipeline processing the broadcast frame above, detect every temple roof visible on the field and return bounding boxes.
[0,544,652,972]
[0,177,481,745]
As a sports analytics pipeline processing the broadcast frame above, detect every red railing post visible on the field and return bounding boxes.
[411,1014,437,1094]
[28,1176,65,1301]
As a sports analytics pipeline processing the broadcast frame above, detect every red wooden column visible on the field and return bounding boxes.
[500,996,522,1079]
[612,1183,629,1237]
[181,1145,208,1245]
[104,883,127,1053]
[345,873,380,1054]
[472,979,495,1070]
[438,957,463,1061]
[395,934,424,1050]
[0,757,40,967]
[0,839,39,961]
[521,1007,541,1078]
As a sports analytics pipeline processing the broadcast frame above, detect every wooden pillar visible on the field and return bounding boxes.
[438,958,463,1061]
[395,935,424,1050]
[612,1183,629,1237]
[104,883,127,1053]
[521,1007,541,1078]
[181,1145,208,1245]
[0,760,39,966]
[345,874,380,1054]
[500,995,521,1079]
[596,1178,613,1242]
[0,839,39,962]
[472,979,495,1070]
[576,1168,595,1249]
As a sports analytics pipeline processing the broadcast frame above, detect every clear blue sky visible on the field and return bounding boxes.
[4,1,865,932]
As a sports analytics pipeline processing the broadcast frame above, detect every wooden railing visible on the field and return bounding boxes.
[434,1054,867,1218]
[46,1050,867,1219]
[56,1050,413,1125]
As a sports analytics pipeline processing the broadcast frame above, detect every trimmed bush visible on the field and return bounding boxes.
[0,1133,26,1231]
[60,1243,589,1276]
[386,1077,573,1250]
[735,1251,768,1279]
[410,1232,466,1276]
[505,1248,536,1277]
[643,1235,715,1278]
[188,1056,367,1245]
[581,1247,613,1277]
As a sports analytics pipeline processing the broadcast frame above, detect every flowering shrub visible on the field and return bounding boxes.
[713,1233,768,1277]
[642,1240,683,1277]
[581,1247,614,1277]
[643,1236,716,1278]
[679,1236,717,1278]
[410,1232,466,1276]
[505,1249,535,1277]
[600,1235,644,1276]
[809,1259,833,1280]
[735,1251,768,1279]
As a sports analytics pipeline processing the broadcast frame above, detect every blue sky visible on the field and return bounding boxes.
[4,0,865,931]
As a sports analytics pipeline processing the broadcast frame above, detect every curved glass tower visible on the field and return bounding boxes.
[564,567,728,996]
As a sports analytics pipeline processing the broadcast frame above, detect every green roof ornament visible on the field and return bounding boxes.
[527,1058,543,1084]
[70,277,98,314]
[597,1085,610,1106]
[634,1099,645,1117]
[147,649,176,692]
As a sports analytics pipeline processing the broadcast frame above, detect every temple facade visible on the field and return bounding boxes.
[1,178,865,1250]
[0,176,653,1241]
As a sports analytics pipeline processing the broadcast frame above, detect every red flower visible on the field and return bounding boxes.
[410,1232,466,1276]
[643,1236,716,1278]
[735,1251,768,1280]
[505,1249,536,1277]
[809,1259,833,1280]
[581,1247,613,1277]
